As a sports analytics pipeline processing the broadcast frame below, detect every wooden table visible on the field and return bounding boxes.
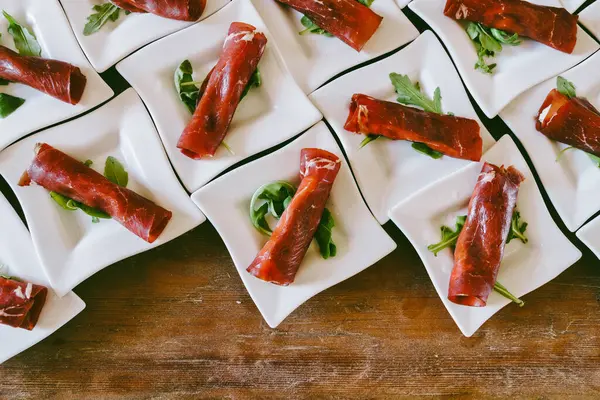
[2,3,600,398]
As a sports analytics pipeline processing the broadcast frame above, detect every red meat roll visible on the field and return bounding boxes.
[110,0,205,21]
[19,143,172,243]
[449,163,524,307]
[536,88,600,157]
[277,0,383,52]
[344,94,483,161]
[444,0,578,54]
[0,276,47,330]
[0,45,86,105]
[247,148,341,285]
[177,22,267,159]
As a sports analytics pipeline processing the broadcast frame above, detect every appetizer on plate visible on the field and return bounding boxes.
[444,0,578,74]
[0,275,47,330]
[19,143,172,243]
[248,148,341,285]
[536,76,600,158]
[277,0,383,51]
[177,21,267,159]
[446,163,525,307]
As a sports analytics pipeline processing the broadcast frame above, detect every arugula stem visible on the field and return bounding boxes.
[359,134,380,149]
[427,235,459,256]
[494,281,525,307]
[221,141,235,155]
[555,146,576,162]
[180,81,204,87]
[299,27,313,35]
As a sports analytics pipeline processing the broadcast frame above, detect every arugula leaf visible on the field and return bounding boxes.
[427,215,466,256]
[2,11,41,57]
[466,22,521,75]
[0,93,25,118]
[389,73,443,114]
[411,142,443,159]
[84,3,122,36]
[250,181,296,235]
[104,156,128,187]
[555,146,600,168]
[506,210,528,244]
[174,60,200,114]
[357,0,375,6]
[50,191,111,220]
[241,68,261,100]
[359,134,381,149]
[84,159,93,167]
[587,153,600,167]
[314,208,337,259]
[299,15,333,36]
[557,76,576,99]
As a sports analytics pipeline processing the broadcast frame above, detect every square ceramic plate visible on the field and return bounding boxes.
[251,0,419,93]
[117,0,322,193]
[395,0,413,8]
[59,0,230,72]
[579,0,600,41]
[389,135,582,337]
[0,0,113,150]
[500,51,600,232]
[0,192,85,364]
[562,0,589,13]
[409,0,599,118]
[576,214,600,259]
[0,89,206,297]
[310,31,495,224]
[191,122,397,328]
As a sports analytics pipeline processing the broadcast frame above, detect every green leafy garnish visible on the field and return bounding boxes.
[411,142,443,159]
[174,60,201,115]
[50,191,111,220]
[314,208,337,259]
[359,134,381,149]
[555,146,600,168]
[466,22,521,75]
[84,159,93,167]
[104,156,128,187]
[390,73,443,114]
[240,68,262,100]
[0,93,25,118]
[357,0,375,5]
[299,15,333,36]
[427,214,526,306]
[587,153,600,167]
[556,76,576,99]
[249,180,337,259]
[2,11,41,57]
[84,3,123,36]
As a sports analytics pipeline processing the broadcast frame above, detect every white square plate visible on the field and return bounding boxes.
[0,89,206,297]
[576,213,600,259]
[0,192,85,364]
[500,51,600,231]
[409,0,599,118]
[117,0,322,193]
[562,0,589,13]
[191,122,397,328]
[389,135,582,337]
[310,31,495,224]
[395,0,413,8]
[251,0,419,93]
[59,0,230,72]
[579,0,600,41]
[0,0,113,150]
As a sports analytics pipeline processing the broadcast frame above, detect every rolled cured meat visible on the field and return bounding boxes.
[536,89,600,157]
[444,0,578,54]
[277,0,382,51]
[247,148,341,285]
[0,46,87,105]
[110,0,205,21]
[177,22,267,159]
[344,94,483,161]
[0,276,47,330]
[19,144,172,243]
[449,163,524,307]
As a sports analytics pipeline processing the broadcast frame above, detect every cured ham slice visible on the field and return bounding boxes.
[449,163,524,307]
[177,22,267,159]
[247,148,341,285]
[19,144,172,243]
[444,0,578,54]
[110,0,205,21]
[536,89,600,157]
[0,46,86,105]
[277,0,383,51]
[344,94,483,161]
[0,276,47,330]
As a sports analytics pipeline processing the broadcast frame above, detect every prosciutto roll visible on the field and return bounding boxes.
[177,22,267,159]
[536,89,600,157]
[449,163,524,307]
[444,0,578,54]
[0,277,47,330]
[344,94,483,161]
[110,0,205,21]
[19,144,172,243]
[247,148,341,285]
[277,0,382,51]
[0,46,86,105]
